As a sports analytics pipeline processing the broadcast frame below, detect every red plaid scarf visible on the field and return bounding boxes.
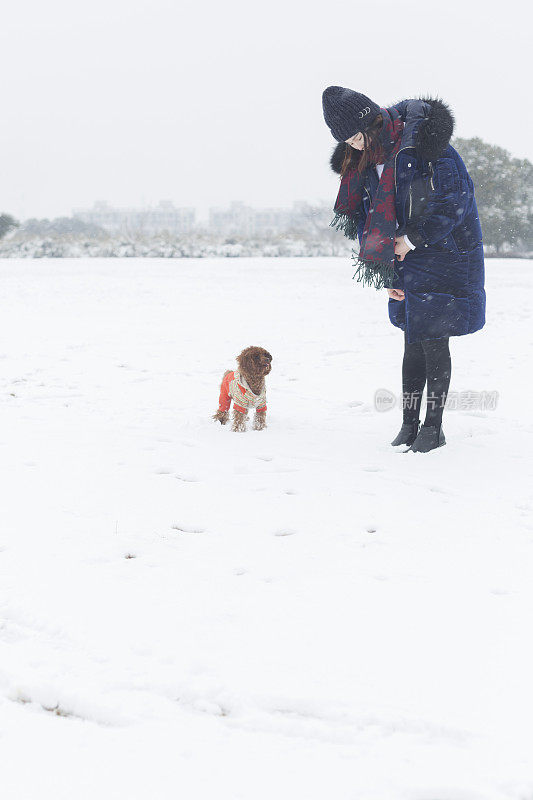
[330,106,404,289]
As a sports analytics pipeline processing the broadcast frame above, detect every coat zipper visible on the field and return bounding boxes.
[394,145,415,226]
[394,145,415,193]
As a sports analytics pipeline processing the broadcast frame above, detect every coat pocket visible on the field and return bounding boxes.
[442,234,460,254]
[450,224,483,254]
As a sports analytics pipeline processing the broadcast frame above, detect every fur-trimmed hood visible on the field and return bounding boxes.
[329,97,454,174]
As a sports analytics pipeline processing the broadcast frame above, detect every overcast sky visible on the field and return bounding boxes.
[1,0,531,221]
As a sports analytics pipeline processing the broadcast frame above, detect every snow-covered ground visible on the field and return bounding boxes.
[0,257,532,800]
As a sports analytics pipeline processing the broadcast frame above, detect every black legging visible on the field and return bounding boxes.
[402,331,451,427]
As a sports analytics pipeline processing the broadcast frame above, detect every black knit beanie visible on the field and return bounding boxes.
[322,86,381,142]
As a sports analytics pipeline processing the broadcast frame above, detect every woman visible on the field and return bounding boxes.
[322,86,486,453]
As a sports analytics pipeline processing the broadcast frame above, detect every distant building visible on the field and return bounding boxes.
[73,199,326,238]
[208,200,312,237]
[208,201,256,236]
[73,201,196,234]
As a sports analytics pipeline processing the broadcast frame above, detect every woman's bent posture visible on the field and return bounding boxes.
[322,87,486,452]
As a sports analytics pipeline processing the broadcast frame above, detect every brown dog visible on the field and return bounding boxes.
[213,347,272,432]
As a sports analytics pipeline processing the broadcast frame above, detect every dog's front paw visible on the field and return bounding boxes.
[232,409,247,432]
[253,411,267,431]
[213,410,229,425]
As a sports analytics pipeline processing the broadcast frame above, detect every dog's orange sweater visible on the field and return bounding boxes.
[218,370,267,415]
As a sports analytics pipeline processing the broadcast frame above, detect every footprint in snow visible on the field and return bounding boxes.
[190,699,228,717]
[274,529,297,537]
[175,474,201,483]
[171,524,206,534]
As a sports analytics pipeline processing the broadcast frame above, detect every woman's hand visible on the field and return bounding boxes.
[394,236,410,261]
[387,288,405,301]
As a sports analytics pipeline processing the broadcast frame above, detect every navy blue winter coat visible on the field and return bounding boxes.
[330,98,486,344]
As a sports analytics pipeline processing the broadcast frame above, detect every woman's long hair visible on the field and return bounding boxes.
[340,114,384,177]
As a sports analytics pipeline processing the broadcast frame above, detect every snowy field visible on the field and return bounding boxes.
[1,256,532,800]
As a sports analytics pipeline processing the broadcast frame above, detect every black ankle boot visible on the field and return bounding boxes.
[391,420,420,447]
[407,423,446,453]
